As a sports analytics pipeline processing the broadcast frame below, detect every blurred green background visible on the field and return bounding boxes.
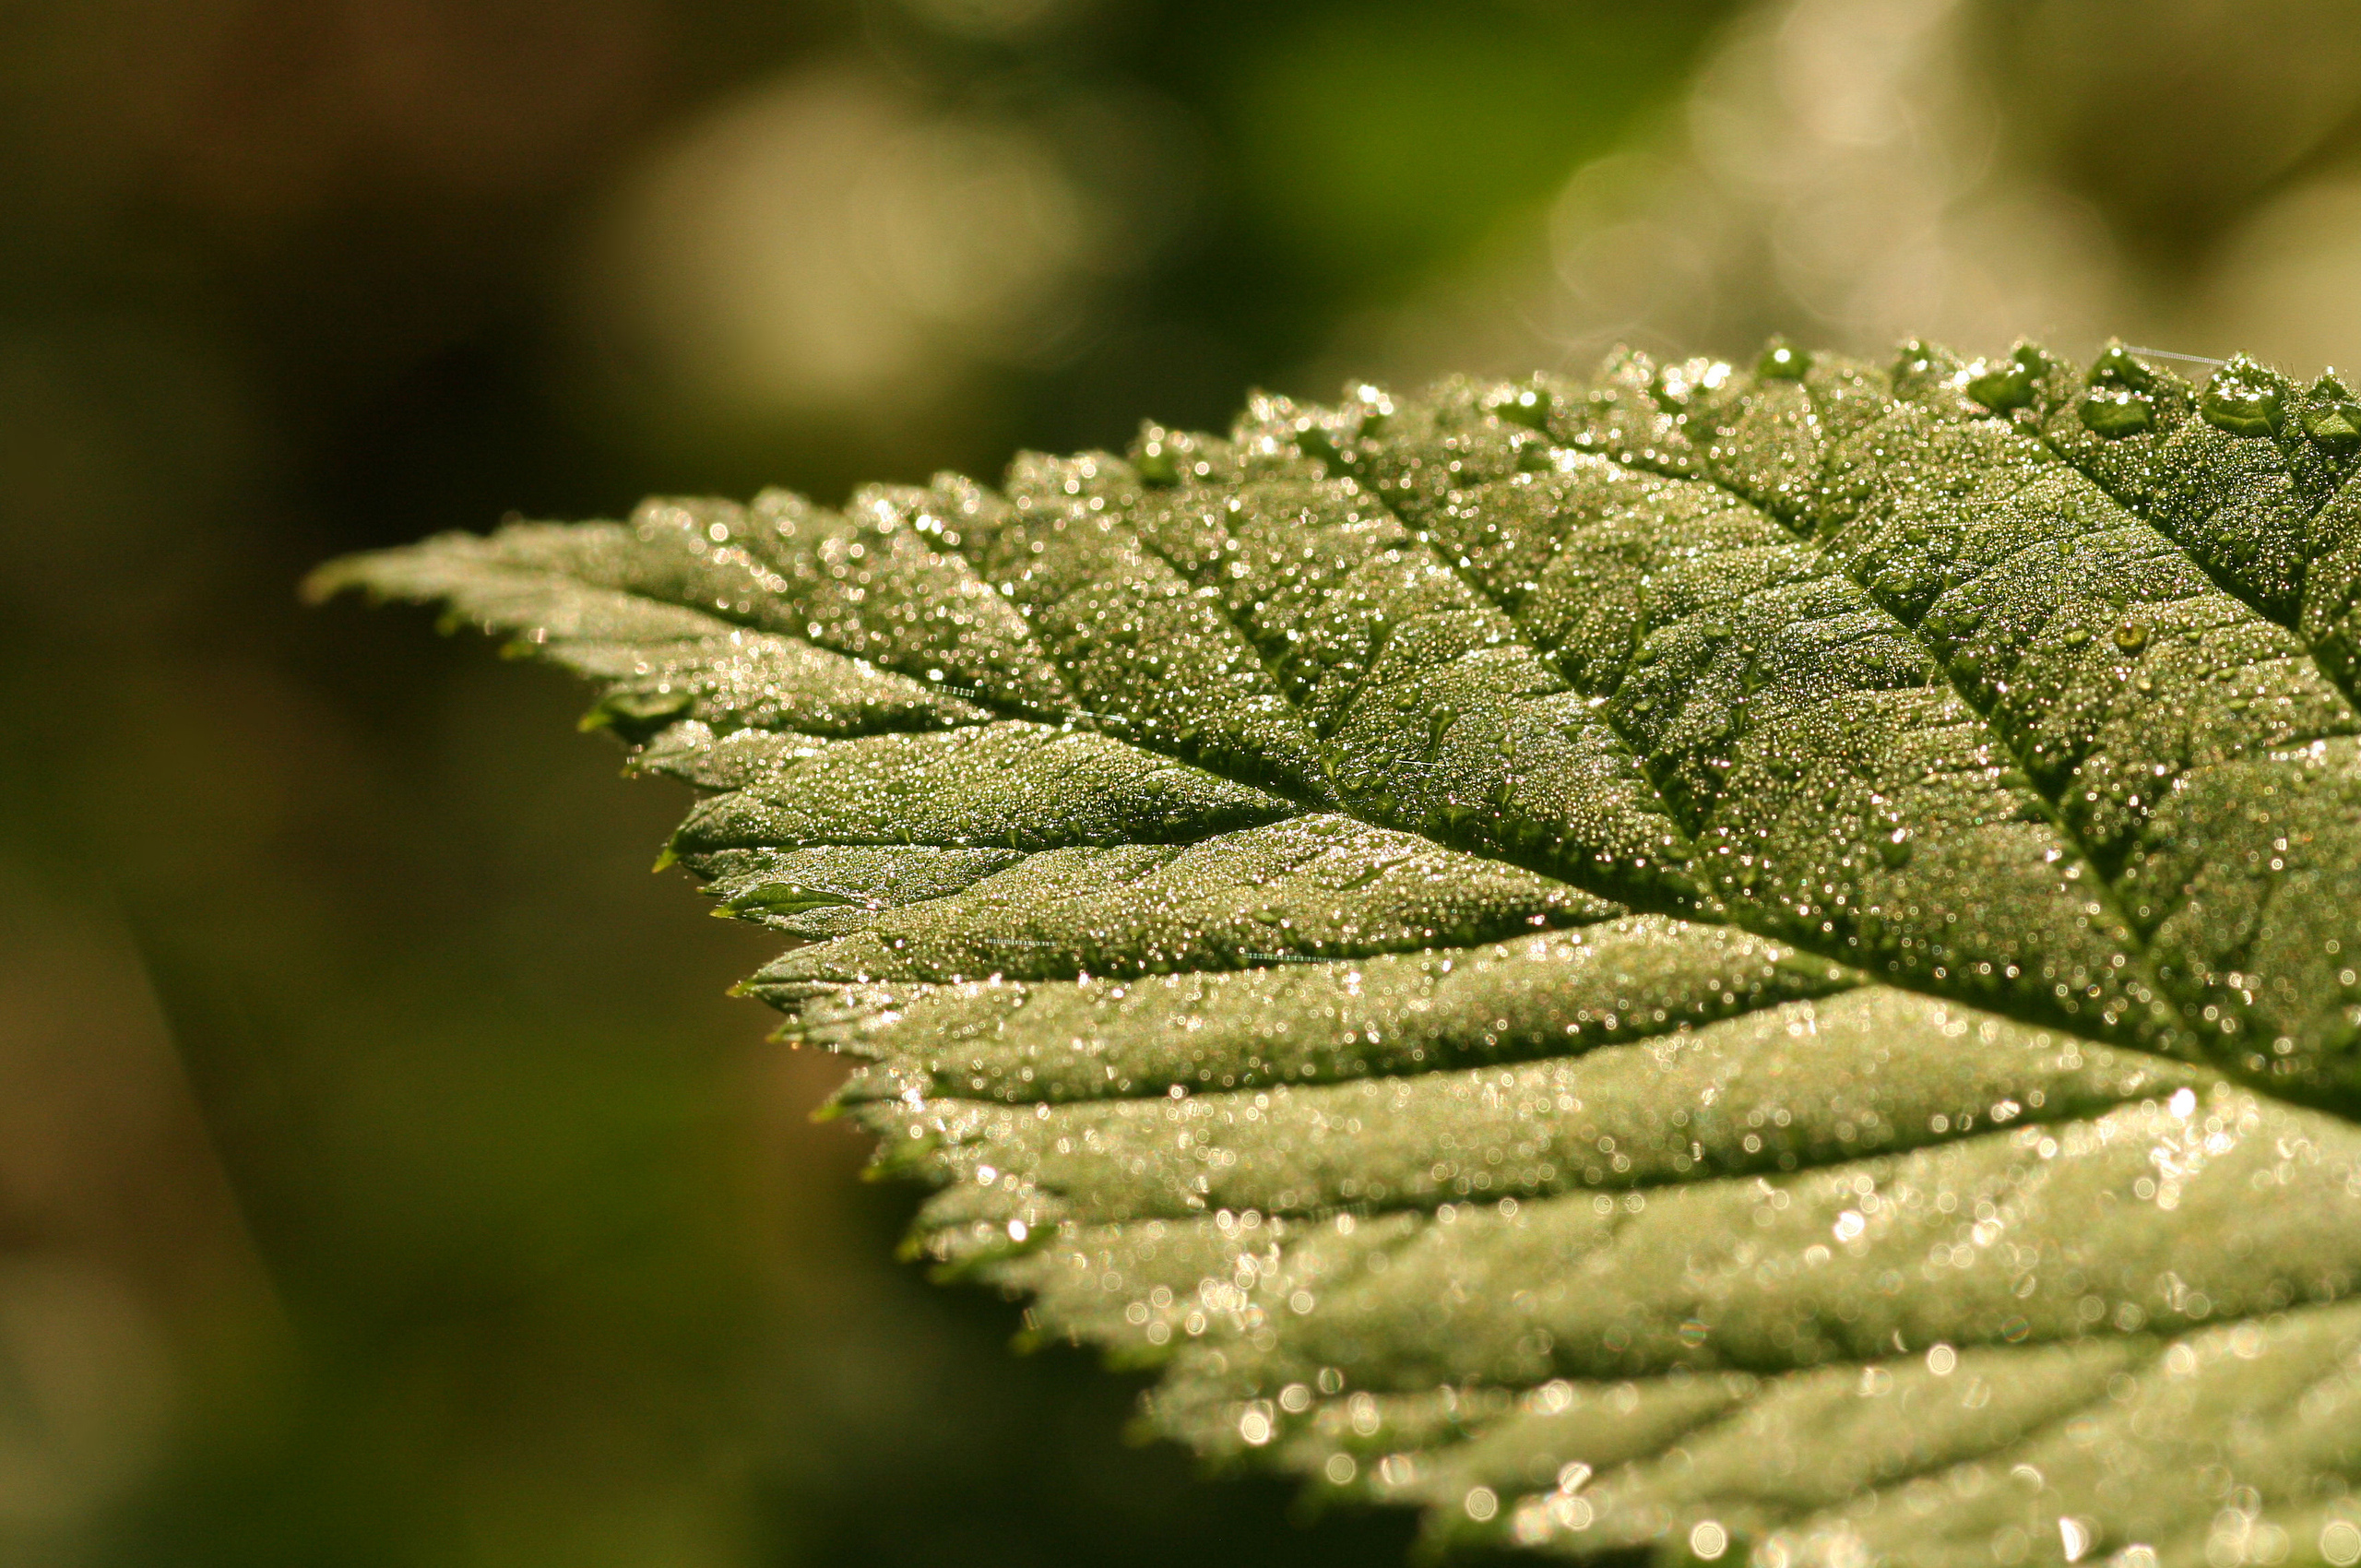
[6,1,2361,1562]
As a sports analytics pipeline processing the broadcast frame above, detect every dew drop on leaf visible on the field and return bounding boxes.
[1755,339,1809,381]
[2200,360,2287,435]
[2078,386,2153,437]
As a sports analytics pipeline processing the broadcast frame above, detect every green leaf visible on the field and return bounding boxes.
[314,339,2361,1567]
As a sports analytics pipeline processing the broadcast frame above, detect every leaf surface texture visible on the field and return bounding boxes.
[317,339,2361,1568]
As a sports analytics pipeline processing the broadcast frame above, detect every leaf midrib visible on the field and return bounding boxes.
[1795,410,2193,1047]
[567,474,2164,1076]
[463,431,2339,1113]
[1315,432,2204,1073]
[617,504,1726,924]
[1521,395,2203,1054]
[2016,397,2361,719]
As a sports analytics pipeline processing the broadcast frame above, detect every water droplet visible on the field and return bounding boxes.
[2089,342,2158,393]
[1756,339,1809,381]
[1966,361,2035,413]
[1971,343,2054,413]
[2201,359,2287,435]
[1487,386,1551,431]
[592,687,695,728]
[2079,386,2153,437]
[1293,425,1345,470]
[1132,429,1181,485]
[2300,374,2361,451]
[2113,620,2149,653]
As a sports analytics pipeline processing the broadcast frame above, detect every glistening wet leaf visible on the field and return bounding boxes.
[316,337,2361,1567]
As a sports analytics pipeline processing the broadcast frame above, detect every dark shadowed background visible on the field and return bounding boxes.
[6,2,2361,1562]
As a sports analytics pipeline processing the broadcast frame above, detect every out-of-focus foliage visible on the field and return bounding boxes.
[7,1,2361,1564]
